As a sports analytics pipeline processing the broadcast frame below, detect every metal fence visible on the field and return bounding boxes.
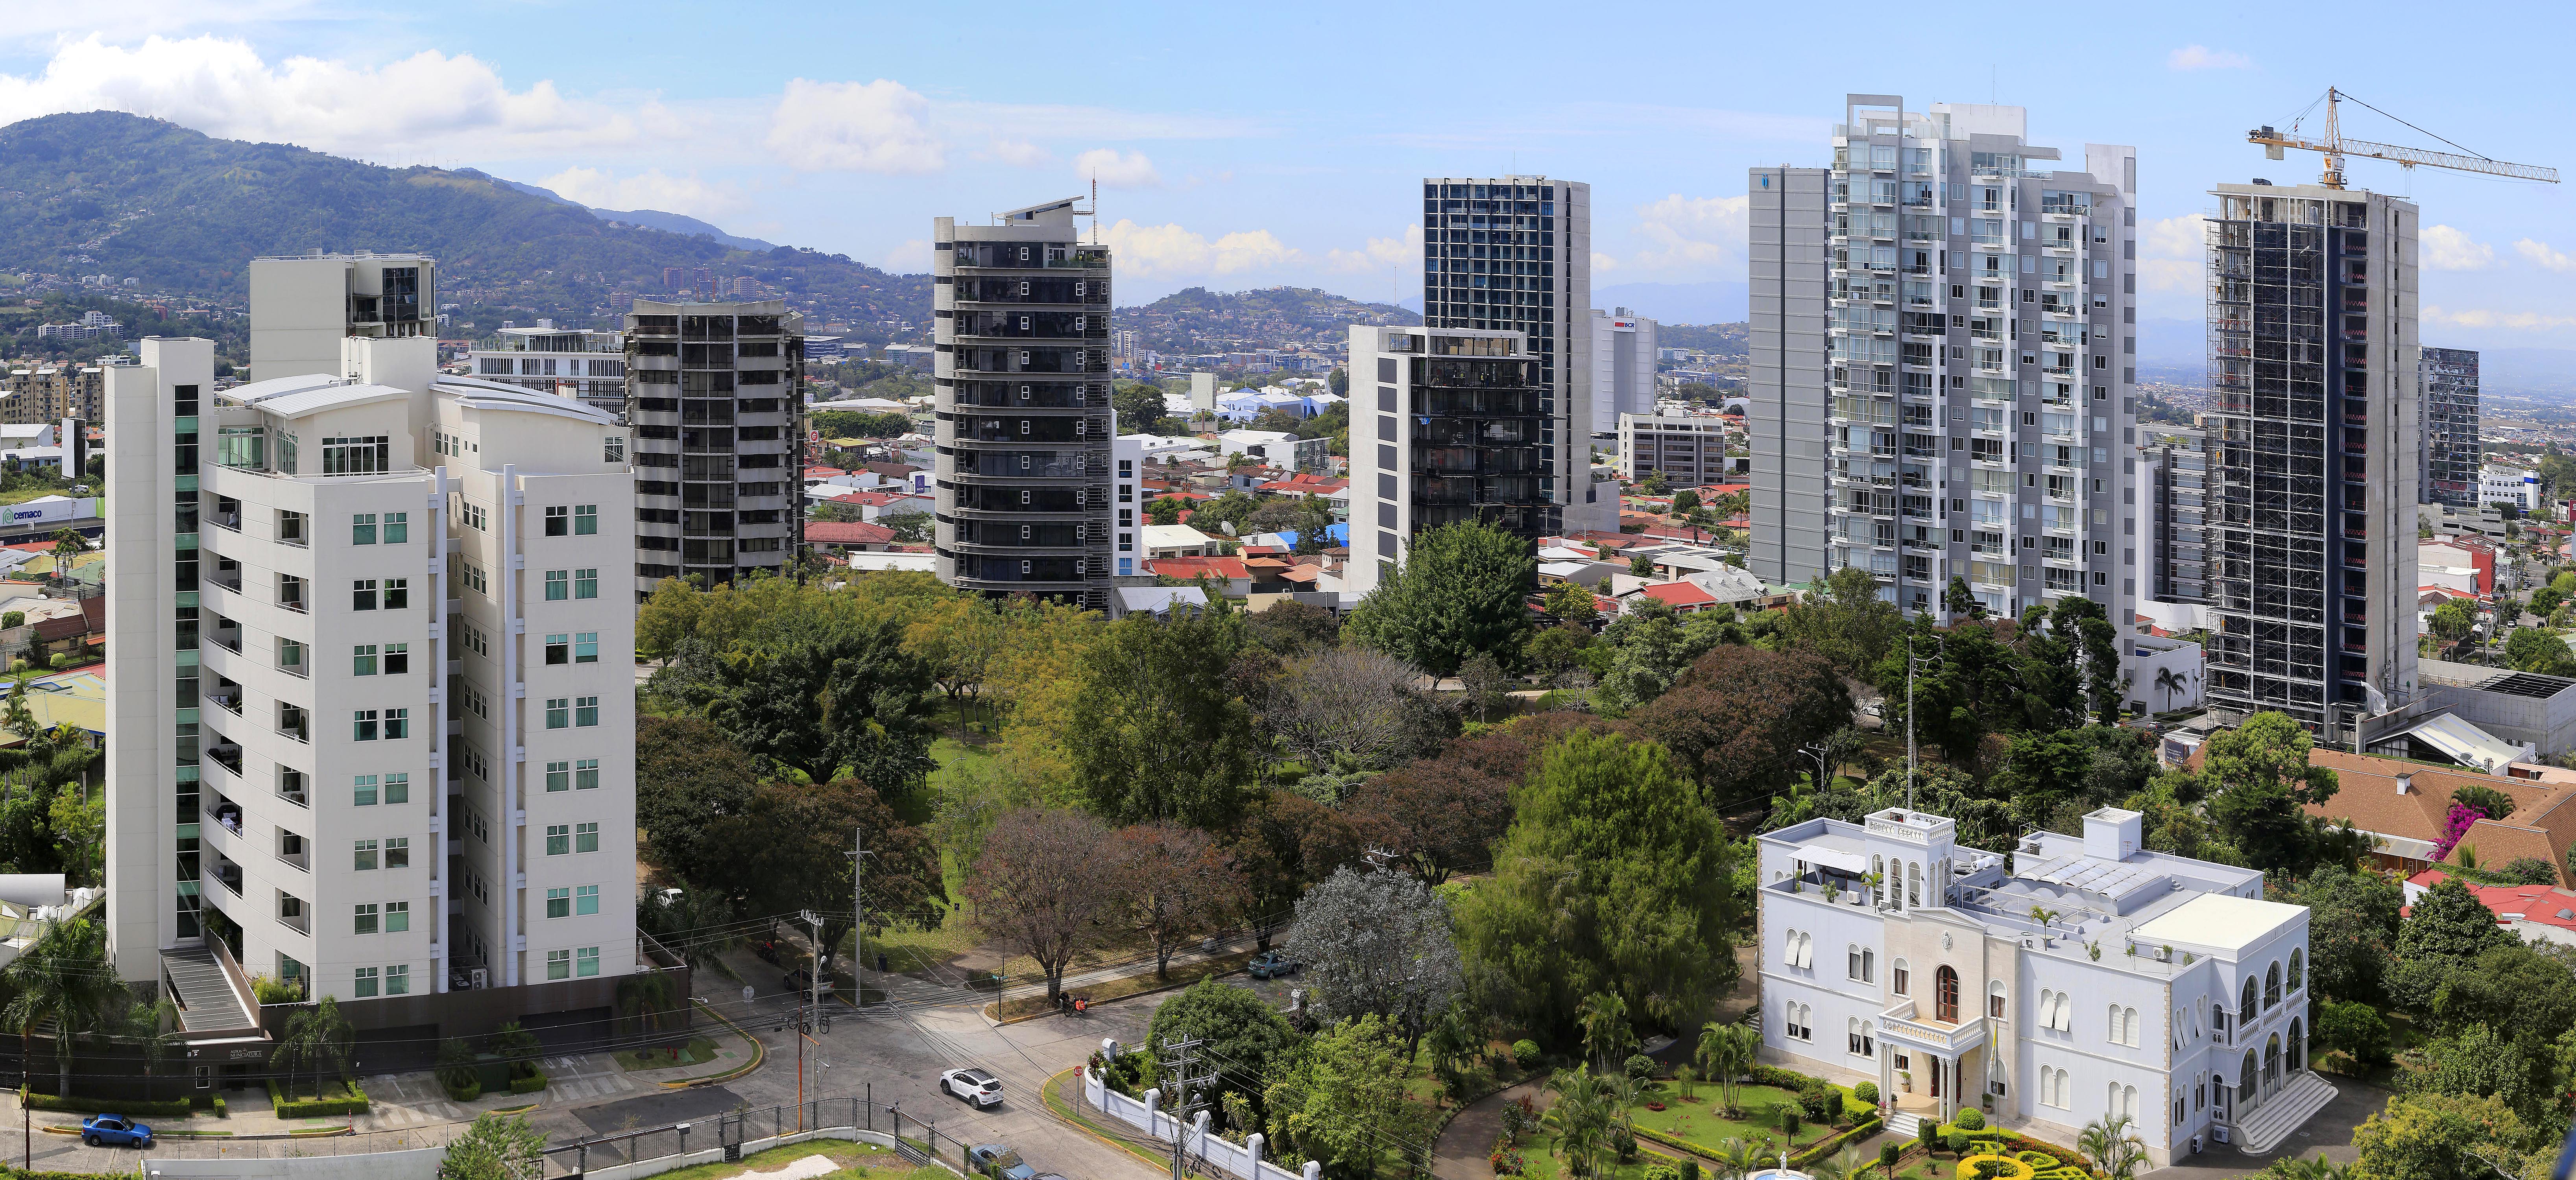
[539,1085,980,1178]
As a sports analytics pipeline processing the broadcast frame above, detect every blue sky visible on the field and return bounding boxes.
[6,2,2576,347]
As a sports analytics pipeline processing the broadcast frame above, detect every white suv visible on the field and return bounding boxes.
[943,1068,1004,1107]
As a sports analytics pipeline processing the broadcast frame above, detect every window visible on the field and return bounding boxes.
[384,578,408,609]
[578,946,600,977]
[354,903,379,935]
[576,822,598,853]
[576,758,599,789]
[575,696,599,727]
[546,761,570,792]
[457,500,488,531]
[2288,949,2305,994]
[1936,965,1959,1022]
[384,513,408,544]
[574,568,598,599]
[577,885,599,915]
[353,644,377,675]
[1990,980,2008,1020]
[2266,961,2282,1008]
[544,570,568,601]
[545,507,569,536]
[546,888,571,919]
[353,513,377,544]
[384,708,409,739]
[352,579,378,610]
[322,435,390,475]
[386,901,409,933]
[575,632,599,663]
[354,839,378,871]
[574,505,598,535]
[353,966,379,998]
[1783,1001,1812,1042]
[546,698,569,729]
[353,775,379,806]
[353,710,379,741]
[547,824,571,854]
[386,964,410,996]
[2109,1005,2140,1047]
[547,949,571,980]
[386,837,409,869]
[385,773,409,804]
[1847,1016,1874,1056]
[385,643,409,675]
[545,634,569,665]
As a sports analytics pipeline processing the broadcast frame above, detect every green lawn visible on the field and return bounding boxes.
[1622,1085,1836,1157]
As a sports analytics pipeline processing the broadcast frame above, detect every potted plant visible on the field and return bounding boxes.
[1899,1069,1913,1093]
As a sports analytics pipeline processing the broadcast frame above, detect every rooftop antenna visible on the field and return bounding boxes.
[1089,176,1099,245]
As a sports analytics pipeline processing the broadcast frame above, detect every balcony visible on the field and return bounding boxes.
[205,741,243,779]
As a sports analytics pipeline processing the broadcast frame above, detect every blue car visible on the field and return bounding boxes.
[81,1114,152,1148]
[969,1144,1036,1180]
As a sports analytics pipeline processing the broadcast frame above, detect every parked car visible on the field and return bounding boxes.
[968,1144,1036,1180]
[1248,951,1302,979]
[80,1115,151,1148]
[784,966,835,996]
[942,1067,1004,1107]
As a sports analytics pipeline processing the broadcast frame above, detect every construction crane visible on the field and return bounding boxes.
[2247,87,2558,189]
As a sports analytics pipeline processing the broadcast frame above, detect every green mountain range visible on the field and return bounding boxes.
[0,111,929,337]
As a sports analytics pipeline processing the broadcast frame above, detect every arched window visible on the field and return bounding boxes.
[2123,1085,2138,1121]
[1849,944,1863,981]
[1989,979,2008,1020]
[1908,861,1922,907]
[1799,932,1814,968]
[1799,1003,1815,1041]
[2108,1004,2123,1044]
[2288,949,2305,994]
[2265,962,2281,1008]
[2124,1007,2139,1047]
[2109,1082,2121,1116]
[2240,1051,2258,1101]
[1936,965,1959,1022]
[2264,1034,2281,1084]
[1862,948,1875,983]
[1872,855,1885,906]
[2289,1017,2306,1072]
[1893,958,1911,996]
[2240,976,2258,1025]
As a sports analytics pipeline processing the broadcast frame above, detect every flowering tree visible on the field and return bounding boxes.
[2433,802,2488,861]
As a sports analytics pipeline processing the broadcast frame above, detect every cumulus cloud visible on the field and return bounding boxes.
[766,78,944,173]
[1097,219,1297,279]
[2137,214,2205,292]
[1614,194,1747,278]
[2168,45,2252,70]
[0,34,643,160]
[2517,238,2576,273]
[981,138,1051,167]
[538,167,749,220]
[2424,305,2576,333]
[1073,148,1160,188]
[2421,225,2495,271]
[1592,252,1621,274]
[1326,225,1422,274]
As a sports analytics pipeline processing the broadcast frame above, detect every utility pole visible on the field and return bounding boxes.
[849,827,876,1010]
[798,908,822,1128]
[1904,634,1918,810]
[1158,1034,1217,1180]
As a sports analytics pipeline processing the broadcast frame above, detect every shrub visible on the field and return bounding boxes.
[1512,1040,1544,1069]
[1946,1132,1971,1157]
[22,1092,195,1118]
[266,1077,369,1118]
[1645,1165,1680,1180]
[1799,1079,1840,1123]
[510,1069,548,1095]
[1780,1107,1801,1136]
[1854,1082,1879,1106]
[1954,1108,1986,1130]
[444,1077,482,1103]
[1625,1054,1657,1082]
[1882,1143,1903,1171]
[1613,1130,1638,1162]
[2014,1152,2058,1170]
[1682,1162,1702,1180]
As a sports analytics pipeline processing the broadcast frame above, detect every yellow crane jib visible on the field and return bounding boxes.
[2245,88,2559,189]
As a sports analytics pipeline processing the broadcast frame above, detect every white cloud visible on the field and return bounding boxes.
[2424,305,2576,333]
[538,167,748,220]
[766,78,944,174]
[981,138,1051,167]
[0,34,645,160]
[1073,148,1161,188]
[0,0,327,50]
[2137,214,2205,292]
[2517,238,2576,273]
[2421,225,2495,271]
[1613,194,1747,278]
[2168,45,2252,70]
[1592,252,1621,274]
[1097,219,1297,280]
[875,238,933,273]
[1326,225,1421,274]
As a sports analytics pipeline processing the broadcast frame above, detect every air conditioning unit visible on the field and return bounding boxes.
[2190,1136,2203,1155]
[2212,1126,2231,1145]
[469,968,489,990]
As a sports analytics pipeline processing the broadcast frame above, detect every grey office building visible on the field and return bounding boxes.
[1421,177,1589,536]
[2419,346,2480,508]
[622,299,805,597]
[1748,165,1830,586]
[2142,426,2210,605]
[932,198,1115,611]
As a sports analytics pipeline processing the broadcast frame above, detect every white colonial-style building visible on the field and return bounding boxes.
[1756,806,2332,1165]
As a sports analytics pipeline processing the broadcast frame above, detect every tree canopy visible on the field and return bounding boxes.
[1345,521,1536,677]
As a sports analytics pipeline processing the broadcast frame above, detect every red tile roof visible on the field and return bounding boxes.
[805,521,896,546]
[2406,869,2576,931]
[1145,557,1250,581]
[1632,581,1719,609]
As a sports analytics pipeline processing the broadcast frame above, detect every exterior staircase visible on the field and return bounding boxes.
[2234,1073,2337,1155]
[162,945,261,1034]
[1886,1111,1925,1140]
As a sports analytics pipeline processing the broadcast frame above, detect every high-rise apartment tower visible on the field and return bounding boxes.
[1761,96,2140,623]
[2419,347,2480,508]
[932,199,1115,611]
[2142,426,2211,606]
[1420,177,1589,539]
[1346,325,1543,592]
[1588,307,1658,435]
[621,300,804,597]
[2203,183,2419,729]
[1748,166,1832,586]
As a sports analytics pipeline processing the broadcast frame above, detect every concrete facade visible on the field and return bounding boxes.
[1748,164,1832,587]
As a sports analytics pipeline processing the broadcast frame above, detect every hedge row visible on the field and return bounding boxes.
[19,1092,194,1118]
[267,1078,370,1118]
[1793,1117,1881,1168]
[1925,1123,2098,1180]
[510,1069,549,1095]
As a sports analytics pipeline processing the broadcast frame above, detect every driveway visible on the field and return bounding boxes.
[2143,1077,2391,1180]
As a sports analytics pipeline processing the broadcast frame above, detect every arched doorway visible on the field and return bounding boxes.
[1936,966,1959,1023]
[2289,1018,2305,1072]
[2238,1051,2258,1114]
[2264,1034,2281,1098]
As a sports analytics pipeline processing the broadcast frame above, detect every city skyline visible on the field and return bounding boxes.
[3,4,2574,351]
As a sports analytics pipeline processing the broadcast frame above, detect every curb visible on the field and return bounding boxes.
[1035,1067,1170,1172]
[666,996,766,1090]
[986,961,1251,1027]
[47,1125,353,1141]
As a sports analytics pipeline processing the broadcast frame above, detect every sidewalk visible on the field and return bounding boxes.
[990,931,1262,1005]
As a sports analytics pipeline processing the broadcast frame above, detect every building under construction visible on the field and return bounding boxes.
[2202,182,2418,732]
[2419,346,2480,507]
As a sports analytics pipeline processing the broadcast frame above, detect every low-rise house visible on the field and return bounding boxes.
[805,520,897,554]
[1143,556,1251,598]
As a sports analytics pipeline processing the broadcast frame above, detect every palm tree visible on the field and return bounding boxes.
[117,996,183,1104]
[1675,1063,1698,1101]
[1579,992,1632,1071]
[2152,666,2184,713]
[2028,905,2061,934]
[270,996,355,1100]
[2077,1115,2149,1180]
[1,916,124,1099]
[617,970,678,1040]
[1709,1138,1758,1180]
[1810,1147,1868,1180]
[1701,1023,1756,1115]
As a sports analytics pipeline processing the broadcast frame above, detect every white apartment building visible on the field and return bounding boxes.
[248,252,437,382]
[466,323,628,417]
[107,330,640,1032]
[1589,308,1658,436]
[1619,412,1733,487]
[1758,806,2328,1166]
[2480,463,2538,514]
